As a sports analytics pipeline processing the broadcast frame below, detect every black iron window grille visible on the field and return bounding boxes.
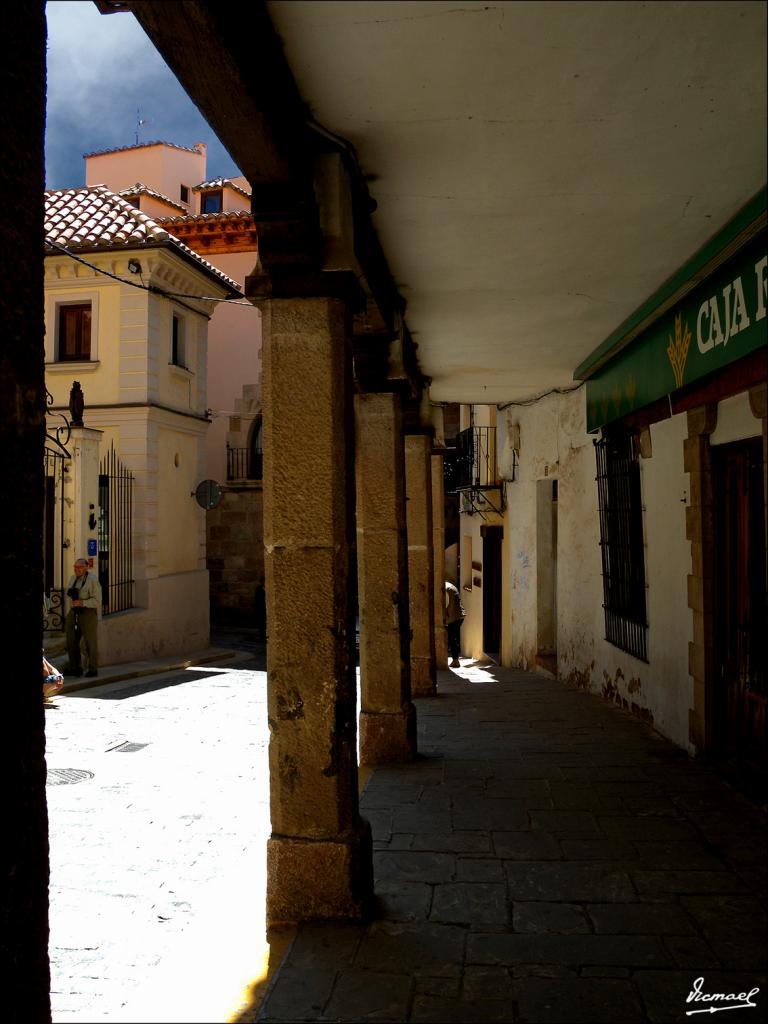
[43,385,72,631]
[444,426,498,492]
[594,432,648,662]
[226,445,263,481]
[98,444,134,616]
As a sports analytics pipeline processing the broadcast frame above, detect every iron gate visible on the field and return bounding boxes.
[43,445,68,630]
[43,387,72,631]
[98,443,134,615]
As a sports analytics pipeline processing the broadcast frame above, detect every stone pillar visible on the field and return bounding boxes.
[261,292,372,923]
[684,403,717,754]
[355,393,416,764]
[405,434,437,696]
[67,426,103,566]
[432,451,448,670]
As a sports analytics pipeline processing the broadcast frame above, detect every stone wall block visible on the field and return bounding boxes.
[687,574,702,613]
[267,820,373,924]
[748,382,767,419]
[688,468,703,508]
[405,435,437,696]
[687,404,717,438]
[263,298,349,549]
[688,641,705,682]
[359,705,417,765]
[354,394,405,532]
[431,453,448,669]
[689,540,703,579]
[354,391,415,761]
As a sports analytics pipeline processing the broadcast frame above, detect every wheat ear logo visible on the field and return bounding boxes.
[667,312,692,389]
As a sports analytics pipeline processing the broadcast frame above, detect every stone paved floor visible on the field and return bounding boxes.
[256,661,768,1024]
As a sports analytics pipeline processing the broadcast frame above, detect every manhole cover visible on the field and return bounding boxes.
[47,768,94,786]
[108,741,149,753]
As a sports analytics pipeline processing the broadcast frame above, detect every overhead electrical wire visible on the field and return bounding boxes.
[496,381,585,410]
[46,239,257,310]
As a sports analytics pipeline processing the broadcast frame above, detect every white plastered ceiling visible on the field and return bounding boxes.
[268,0,767,403]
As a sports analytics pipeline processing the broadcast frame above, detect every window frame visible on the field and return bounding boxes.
[170,311,187,369]
[200,189,223,214]
[46,291,100,366]
[594,431,648,662]
[57,302,92,361]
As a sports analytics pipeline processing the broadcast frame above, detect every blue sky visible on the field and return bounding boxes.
[45,1,240,189]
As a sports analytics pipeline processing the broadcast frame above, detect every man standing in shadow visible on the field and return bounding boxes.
[63,558,101,678]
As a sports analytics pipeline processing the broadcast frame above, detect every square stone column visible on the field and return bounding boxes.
[66,426,103,566]
[261,294,372,923]
[432,451,448,670]
[684,403,717,754]
[355,393,416,764]
[405,433,437,696]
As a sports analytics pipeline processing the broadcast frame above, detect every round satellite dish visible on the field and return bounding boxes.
[195,479,221,510]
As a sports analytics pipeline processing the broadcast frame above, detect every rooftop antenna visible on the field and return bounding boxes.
[134,108,148,146]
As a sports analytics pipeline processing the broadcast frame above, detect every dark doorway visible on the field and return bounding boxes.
[536,478,558,674]
[482,525,503,658]
[712,438,766,776]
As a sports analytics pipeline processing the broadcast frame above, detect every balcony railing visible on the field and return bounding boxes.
[444,426,498,492]
[226,445,263,481]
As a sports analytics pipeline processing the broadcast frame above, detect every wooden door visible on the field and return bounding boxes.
[482,526,503,657]
[713,438,766,761]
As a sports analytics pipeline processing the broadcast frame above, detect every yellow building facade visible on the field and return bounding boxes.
[44,186,239,664]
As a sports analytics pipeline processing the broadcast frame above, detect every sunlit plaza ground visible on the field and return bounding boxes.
[46,648,275,1023]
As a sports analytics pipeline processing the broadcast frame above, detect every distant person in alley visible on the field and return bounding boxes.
[444,579,465,669]
[64,558,101,678]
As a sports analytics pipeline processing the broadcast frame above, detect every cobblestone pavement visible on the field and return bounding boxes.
[257,662,768,1024]
[45,647,270,1023]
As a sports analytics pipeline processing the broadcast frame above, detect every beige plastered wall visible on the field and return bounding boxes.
[157,425,206,575]
[100,570,210,664]
[220,184,250,213]
[74,405,209,664]
[495,387,695,751]
[137,194,187,220]
[45,250,219,416]
[85,144,206,213]
[45,256,128,407]
[202,250,261,482]
[44,248,219,665]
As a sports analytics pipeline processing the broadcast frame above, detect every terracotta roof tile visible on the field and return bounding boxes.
[44,186,241,295]
[84,140,205,158]
[156,210,254,226]
[193,177,252,199]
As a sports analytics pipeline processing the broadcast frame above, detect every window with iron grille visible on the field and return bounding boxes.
[98,444,134,616]
[594,432,648,662]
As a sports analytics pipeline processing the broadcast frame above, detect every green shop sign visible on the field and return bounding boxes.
[585,229,767,433]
